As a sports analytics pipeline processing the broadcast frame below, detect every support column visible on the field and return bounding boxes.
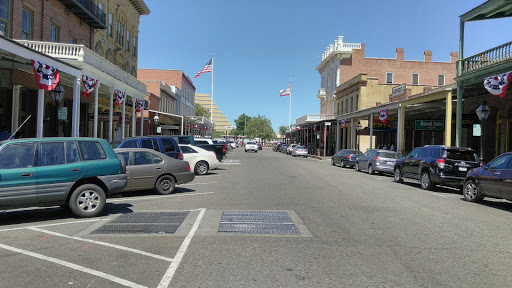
[456,87,463,147]
[131,96,137,136]
[11,85,21,133]
[140,107,144,136]
[121,97,126,139]
[351,118,355,149]
[93,81,100,138]
[323,123,327,158]
[397,105,402,153]
[336,120,340,152]
[109,87,114,143]
[369,112,374,149]
[399,104,406,153]
[37,89,44,138]
[445,91,452,147]
[71,77,80,137]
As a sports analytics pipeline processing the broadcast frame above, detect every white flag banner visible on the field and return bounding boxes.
[280,84,291,97]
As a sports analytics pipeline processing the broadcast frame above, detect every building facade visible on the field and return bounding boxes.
[195,93,233,132]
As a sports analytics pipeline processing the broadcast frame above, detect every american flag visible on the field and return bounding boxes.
[193,58,213,79]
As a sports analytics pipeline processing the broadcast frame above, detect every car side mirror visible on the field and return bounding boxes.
[481,163,488,169]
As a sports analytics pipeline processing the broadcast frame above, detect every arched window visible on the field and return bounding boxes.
[105,49,114,63]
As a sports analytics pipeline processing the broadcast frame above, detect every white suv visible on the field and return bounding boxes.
[245,142,258,153]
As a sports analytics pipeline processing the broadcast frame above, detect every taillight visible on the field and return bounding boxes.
[178,152,183,160]
[187,165,191,172]
[121,159,126,173]
[223,146,226,153]
[374,156,380,161]
[347,155,351,159]
[436,159,445,169]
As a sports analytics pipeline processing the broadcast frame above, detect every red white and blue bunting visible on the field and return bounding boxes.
[339,118,346,128]
[135,98,145,113]
[81,75,98,97]
[484,71,512,98]
[31,59,59,90]
[114,89,126,106]
[378,109,389,124]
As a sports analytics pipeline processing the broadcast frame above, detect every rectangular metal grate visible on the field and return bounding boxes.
[91,212,189,234]
[219,211,300,235]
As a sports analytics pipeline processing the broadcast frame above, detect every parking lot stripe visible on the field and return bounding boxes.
[0,242,147,288]
[157,208,206,288]
[180,182,218,186]
[0,218,110,233]
[107,192,215,203]
[29,227,173,262]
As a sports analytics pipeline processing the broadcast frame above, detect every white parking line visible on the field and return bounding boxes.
[0,218,111,233]
[108,192,215,203]
[180,182,218,186]
[157,208,206,288]
[0,242,147,288]
[28,227,173,261]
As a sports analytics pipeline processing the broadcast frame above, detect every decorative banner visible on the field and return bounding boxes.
[114,89,126,106]
[339,118,346,128]
[81,75,98,97]
[313,124,317,132]
[31,59,59,90]
[484,71,512,98]
[135,98,145,112]
[194,124,198,129]
[378,109,389,124]
[296,125,301,130]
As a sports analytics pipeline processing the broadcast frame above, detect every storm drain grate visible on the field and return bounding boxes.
[91,212,189,234]
[219,211,300,235]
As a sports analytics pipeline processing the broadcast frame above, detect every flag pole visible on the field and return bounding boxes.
[288,75,292,129]
[211,54,214,139]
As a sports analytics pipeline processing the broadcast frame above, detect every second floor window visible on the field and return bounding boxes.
[386,72,393,84]
[108,13,113,37]
[69,35,77,44]
[133,36,137,57]
[116,19,124,46]
[22,8,33,40]
[412,73,419,85]
[438,74,445,86]
[51,23,60,42]
[126,30,130,51]
[0,0,10,37]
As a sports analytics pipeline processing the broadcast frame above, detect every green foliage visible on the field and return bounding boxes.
[233,113,252,136]
[214,130,225,138]
[194,103,210,119]
[279,125,287,135]
[245,115,275,140]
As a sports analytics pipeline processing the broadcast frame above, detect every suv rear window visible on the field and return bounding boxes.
[161,138,176,152]
[445,150,478,162]
[378,152,399,159]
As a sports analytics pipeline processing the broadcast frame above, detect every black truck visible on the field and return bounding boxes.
[170,135,226,162]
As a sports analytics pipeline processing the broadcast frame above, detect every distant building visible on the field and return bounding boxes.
[195,93,233,132]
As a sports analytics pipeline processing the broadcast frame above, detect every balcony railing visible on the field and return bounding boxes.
[17,40,146,94]
[58,0,106,29]
[459,40,512,76]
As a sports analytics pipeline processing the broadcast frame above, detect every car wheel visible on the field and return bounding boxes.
[368,164,375,175]
[245,150,247,152]
[340,160,345,168]
[155,175,176,195]
[463,180,483,202]
[304,156,307,158]
[194,161,209,175]
[393,167,403,183]
[68,184,105,218]
[356,162,361,171]
[331,159,335,166]
[420,171,434,190]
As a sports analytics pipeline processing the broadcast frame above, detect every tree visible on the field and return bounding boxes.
[246,115,275,141]
[233,113,252,136]
[279,125,287,135]
[194,103,210,119]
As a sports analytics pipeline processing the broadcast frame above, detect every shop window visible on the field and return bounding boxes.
[22,7,33,40]
[126,30,130,51]
[0,0,10,37]
[69,35,77,44]
[108,12,113,37]
[412,73,419,85]
[438,74,445,86]
[386,72,393,84]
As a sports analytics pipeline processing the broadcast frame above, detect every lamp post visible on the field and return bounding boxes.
[475,100,491,163]
[356,121,362,151]
[153,113,160,135]
[50,83,65,137]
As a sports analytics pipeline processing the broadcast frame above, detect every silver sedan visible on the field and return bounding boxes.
[292,145,308,158]
[115,148,195,194]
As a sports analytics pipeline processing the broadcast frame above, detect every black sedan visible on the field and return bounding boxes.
[463,152,512,203]
[331,149,363,168]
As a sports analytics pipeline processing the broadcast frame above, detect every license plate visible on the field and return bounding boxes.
[459,167,467,172]
[387,162,394,165]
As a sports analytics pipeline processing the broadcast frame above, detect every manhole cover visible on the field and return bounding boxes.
[92,212,189,234]
[219,211,300,235]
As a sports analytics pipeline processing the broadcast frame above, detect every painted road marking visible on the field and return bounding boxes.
[29,227,173,261]
[0,242,147,288]
[180,182,219,186]
[108,192,215,203]
[157,208,206,288]
[0,218,111,233]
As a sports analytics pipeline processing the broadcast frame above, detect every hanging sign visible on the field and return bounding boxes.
[31,59,59,90]
[58,107,67,120]
[415,120,444,131]
[484,71,512,98]
[473,124,481,136]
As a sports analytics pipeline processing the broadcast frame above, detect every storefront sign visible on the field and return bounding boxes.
[161,125,180,130]
[325,122,331,126]
[473,124,481,136]
[392,84,406,96]
[89,112,129,123]
[415,120,444,131]
[58,107,67,120]
[156,126,162,133]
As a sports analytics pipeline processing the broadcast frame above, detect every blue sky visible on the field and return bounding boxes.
[138,0,512,132]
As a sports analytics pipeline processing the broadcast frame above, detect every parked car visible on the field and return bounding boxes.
[257,143,263,150]
[171,135,225,162]
[292,145,308,158]
[0,138,127,218]
[280,145,289,153]
[356,149,400,175]
[394,145,479,190]
[111,136,182,160]
[245,142,258,152]
[273,143,284,152]
[286,144,298,155]
[331,149,363,168]
[463,152,512,203]
[179,144,219,175]
[115,148,194,194]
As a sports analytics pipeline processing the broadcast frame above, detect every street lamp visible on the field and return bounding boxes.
[50,83,65,136]
[153,113,160,135]
[356,121,362,150]
[476,100,490,162]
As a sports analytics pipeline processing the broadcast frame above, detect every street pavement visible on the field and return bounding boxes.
[1,147,512,287]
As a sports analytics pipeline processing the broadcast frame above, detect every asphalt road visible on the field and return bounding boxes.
[1,147,512,288]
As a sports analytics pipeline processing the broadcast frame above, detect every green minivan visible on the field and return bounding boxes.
[0,138,127,217]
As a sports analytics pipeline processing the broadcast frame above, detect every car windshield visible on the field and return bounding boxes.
[247,142,256,145]
[296,146,305,149]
